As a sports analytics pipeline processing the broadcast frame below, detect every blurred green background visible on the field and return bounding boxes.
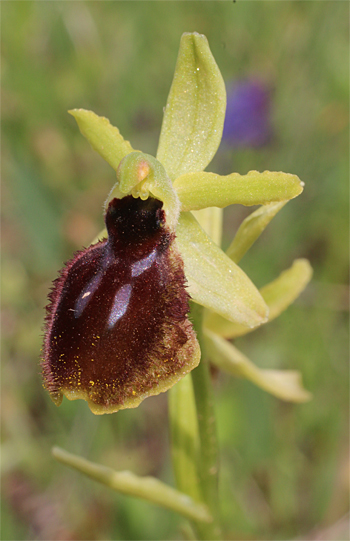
[1,2,349,540]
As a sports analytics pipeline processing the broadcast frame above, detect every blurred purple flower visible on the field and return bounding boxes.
[222,79,273,147]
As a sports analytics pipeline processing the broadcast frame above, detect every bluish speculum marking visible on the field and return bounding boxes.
[108,283,133,328]
[75,272,103,318]
[131,249,157,278]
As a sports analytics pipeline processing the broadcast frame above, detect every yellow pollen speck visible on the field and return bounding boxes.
[90,381,94,386]
[132,390,136,395]
[91,359,94,362]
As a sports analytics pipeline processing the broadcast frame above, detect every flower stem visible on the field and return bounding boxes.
[168,374,202,504]
[168,302,222,539]
[190,302,222,540]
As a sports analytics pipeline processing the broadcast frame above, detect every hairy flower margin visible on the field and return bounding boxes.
[42,32,312,416]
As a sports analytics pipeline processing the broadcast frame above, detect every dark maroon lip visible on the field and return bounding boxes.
[41,195,196,412]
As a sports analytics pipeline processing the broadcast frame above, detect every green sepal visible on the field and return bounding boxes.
[52,447,212,523]
[176,212,268,328]
[192,208,223,246]
[226,201,287,263]
[173,171,304,212]
[205,259,313,339]
[204,330,312,403]
[69,109,135,172]
[156,32,226,181]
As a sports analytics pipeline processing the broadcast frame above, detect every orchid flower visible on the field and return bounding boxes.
[44,33,312,535]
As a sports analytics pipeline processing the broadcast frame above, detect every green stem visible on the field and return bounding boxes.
[168,374,202,504]
[169,302,221,540]
[190,302,222,540]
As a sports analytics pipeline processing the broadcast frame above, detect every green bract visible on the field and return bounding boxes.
[69,31,311,403]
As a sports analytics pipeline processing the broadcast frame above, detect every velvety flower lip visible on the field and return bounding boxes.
[42,195,200,415]
[222,79,273,147]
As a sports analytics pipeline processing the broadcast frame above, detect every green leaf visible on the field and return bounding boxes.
[176,212,268,328]
[204,330,312,403]
[226,201,287,263]
[69,109,135,172]
[52,447,212,524]
[156,32,226,181]
[205,259,313,339]
[173,170,304,212]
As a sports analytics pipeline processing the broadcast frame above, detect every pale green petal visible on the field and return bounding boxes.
[260,259,313,320]
[176,212,268,328]
[168,375,202,503]
[52,447,211,523]
[204,330,311,403]
[69,109,135,172]
[174,171,304,212]
[205,259,313,339]
[156,32,226,181]
[192,208,223,246]
[226,201,287,263]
